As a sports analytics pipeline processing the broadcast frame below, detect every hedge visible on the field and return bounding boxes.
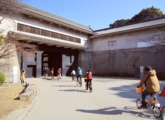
[0,72,5,85]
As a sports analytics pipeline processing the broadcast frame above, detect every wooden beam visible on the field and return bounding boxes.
[28,15,32,18]
[47,44,54,46]
[37,42,43,44]
[26,40,32,43]
[64,46,70,49]
[56,45,61,47]
[71,48,76,49]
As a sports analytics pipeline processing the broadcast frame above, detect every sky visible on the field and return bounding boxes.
[21,0,165,30]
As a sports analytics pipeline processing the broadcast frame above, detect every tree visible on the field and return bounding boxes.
[109,6,165,28]
[129,6,165,23]
[109,19,130,28]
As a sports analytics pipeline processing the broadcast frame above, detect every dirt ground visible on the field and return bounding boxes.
[0,82,35,119]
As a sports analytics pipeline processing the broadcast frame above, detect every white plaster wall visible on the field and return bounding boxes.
[1,14,90,47]
[0,16,15,36]
[91,27,165,51]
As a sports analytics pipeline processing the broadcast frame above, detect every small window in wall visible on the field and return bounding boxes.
[108,40,116,46]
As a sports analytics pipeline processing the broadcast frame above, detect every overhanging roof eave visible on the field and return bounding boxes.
[91,24,165,39]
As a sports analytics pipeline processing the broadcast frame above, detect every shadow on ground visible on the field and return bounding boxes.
[59,89,87,93]
[51,85,75,87]
[76,106,153,118]
[109,82,165,106]
[109,83,138,100]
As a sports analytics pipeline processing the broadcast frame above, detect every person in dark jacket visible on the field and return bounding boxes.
[138,66,160,108]
[46,67,50,76]
[43,67,47,78]
[84,70,93,90]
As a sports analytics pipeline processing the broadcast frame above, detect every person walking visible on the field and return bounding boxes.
[50,68,54,79]
[71,70,76,81]
[20,69,26,84]
[43,67,47,78]
[47,67,50,77]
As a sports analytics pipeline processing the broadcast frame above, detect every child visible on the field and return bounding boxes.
[71,70,76,81]
[20,69,26,84]
[50,68,54,79]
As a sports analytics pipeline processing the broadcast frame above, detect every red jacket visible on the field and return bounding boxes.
[84,72,92,80]
[57,68,61,74]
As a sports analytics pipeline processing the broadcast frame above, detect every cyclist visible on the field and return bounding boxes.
[137,66,160,108]
[77,67,82,83]
[84,70,92,90]
[71,69,76,81]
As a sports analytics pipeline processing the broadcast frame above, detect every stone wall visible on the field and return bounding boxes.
[80,46,165,77]
[0,45,20,82]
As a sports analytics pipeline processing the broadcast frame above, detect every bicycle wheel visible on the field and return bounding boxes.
[136,99,142,109]
[153,107,161,118]
[85,84,88,90]
[89,86,92,92]
[76,80,79,86]
[79,81,82,87]
[161,106,165,120]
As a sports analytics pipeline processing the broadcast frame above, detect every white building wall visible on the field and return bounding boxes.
[0,16,15,35]
[91,28,165,51]
[0,14,90,48]
[0,14,92,82]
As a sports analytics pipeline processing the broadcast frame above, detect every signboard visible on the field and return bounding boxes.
[13,66,17,83]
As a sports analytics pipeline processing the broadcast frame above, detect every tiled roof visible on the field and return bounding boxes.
[92,18,165,38]
[4,1,94,34]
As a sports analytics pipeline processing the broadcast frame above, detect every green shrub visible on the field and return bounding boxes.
[0,72,5,85]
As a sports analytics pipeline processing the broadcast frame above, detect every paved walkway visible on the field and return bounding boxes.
[19,77,165,120]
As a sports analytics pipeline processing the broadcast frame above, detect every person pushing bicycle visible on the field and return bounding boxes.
[84,70,93,90]
[137,66,160,108]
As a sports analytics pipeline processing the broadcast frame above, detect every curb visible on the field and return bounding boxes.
[16,84,39,120]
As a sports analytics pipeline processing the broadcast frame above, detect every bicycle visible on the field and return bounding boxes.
[76,76,82,87]
[159,87,165,120]
[85,79,92,92]
[162,106,165,120]
[136,87,161,118]
[57,73,61,81]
